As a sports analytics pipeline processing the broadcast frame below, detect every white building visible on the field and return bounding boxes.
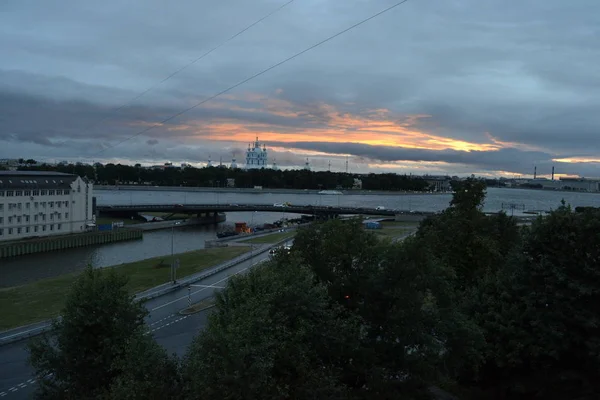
[246,137,268,169]
[0,171,94,242]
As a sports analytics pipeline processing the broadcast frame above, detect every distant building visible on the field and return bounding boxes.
[226,178,236,188]
[230,158,238,169]
[0,159,19,171]
[424,175,451,192]
[246,137,268,169]
[0,171,94,242]
[303,158,310,171]
[353,178,363,189]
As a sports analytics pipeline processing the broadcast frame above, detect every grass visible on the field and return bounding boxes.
[0,246,250,331]
[372,221,419,239]
[241,230,296,244]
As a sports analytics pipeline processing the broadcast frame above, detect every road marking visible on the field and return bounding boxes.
[147,313,177,327]
[146,315,190,334]
[0,391,6,397]
[17,383,26,388]
[150,266,250,311]
[8,388,17,392]
[190,284,225,289]
[27,379,35,384]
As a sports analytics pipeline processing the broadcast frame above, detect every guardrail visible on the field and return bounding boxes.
[0,238,292,346]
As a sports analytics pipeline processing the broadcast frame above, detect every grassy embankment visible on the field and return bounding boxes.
[0,246,250,331]
[373,221,419,239]
[241,230,296,244]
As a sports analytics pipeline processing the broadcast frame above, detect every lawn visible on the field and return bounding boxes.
[241,230,296,244]
[0,246,250,331]
[372,221,419,239]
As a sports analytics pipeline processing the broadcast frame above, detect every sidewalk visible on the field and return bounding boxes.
[0,238,291,346]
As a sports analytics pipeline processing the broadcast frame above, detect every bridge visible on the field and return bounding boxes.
[96,203,435,218]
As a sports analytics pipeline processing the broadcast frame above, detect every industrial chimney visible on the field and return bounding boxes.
[534,166,537,179]
[552,166,555,181]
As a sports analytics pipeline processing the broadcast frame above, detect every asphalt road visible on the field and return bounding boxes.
[0,248,276,399]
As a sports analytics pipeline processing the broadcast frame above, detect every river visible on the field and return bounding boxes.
[2,188,599,287]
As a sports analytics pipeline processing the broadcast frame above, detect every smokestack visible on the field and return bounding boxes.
[552,166,555,181]
[534,166,537,179]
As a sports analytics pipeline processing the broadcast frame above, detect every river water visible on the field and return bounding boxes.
[2,188,599,287]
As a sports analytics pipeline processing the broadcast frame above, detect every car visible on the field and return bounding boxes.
[174,204,184,208]
[375,206,386,210]
[273,203,285,207]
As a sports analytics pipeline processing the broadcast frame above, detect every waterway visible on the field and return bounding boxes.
[2,188,599,288]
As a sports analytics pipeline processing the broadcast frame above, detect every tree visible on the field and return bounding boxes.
[182,257,361,400]
[471,205,600,399]
[28,267,178,399]
[449,176,487,214]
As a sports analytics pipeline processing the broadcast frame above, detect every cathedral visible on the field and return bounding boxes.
[245,137,268,169]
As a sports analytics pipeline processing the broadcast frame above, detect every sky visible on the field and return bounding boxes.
[1,0,599,178]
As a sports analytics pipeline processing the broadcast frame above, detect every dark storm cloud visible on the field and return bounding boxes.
[1,0,599,174]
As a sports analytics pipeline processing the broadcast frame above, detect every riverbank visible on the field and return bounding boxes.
[0,246,250,330]
[95,185,446,196]
[0,229,143,259]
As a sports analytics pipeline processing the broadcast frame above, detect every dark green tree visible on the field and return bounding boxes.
[471,205,600,399]
[182,257,361,400]
[28,267,178,399]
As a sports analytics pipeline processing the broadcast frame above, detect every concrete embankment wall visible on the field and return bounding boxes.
[0,230,143,259]
[124,213,226,231]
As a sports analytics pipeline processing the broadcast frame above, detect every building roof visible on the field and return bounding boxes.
[0,171,79,190]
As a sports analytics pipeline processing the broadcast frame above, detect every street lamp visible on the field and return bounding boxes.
[171,221,181,284]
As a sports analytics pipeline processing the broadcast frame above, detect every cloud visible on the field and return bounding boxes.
[1,0,599,176]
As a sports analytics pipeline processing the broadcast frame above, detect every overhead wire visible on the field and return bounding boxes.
[94,0,411,157]
[62,0,295,147]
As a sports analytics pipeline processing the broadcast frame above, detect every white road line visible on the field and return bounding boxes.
[17,383,26,388]
[27,379,35,384]
[189,284,225,289]
[150,267,250,311]
[0,392,6,397]
[8,388,16,392]
[147,314,176,327]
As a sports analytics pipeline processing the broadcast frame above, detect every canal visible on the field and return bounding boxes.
[2,187,599,287]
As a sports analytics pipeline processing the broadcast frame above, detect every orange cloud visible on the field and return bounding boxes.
[148,92,538,155]
[553,157,600,163]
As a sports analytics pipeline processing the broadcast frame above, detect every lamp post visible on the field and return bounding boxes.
[171,221,181,284]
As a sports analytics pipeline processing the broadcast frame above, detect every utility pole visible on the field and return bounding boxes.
[345,156,348,173]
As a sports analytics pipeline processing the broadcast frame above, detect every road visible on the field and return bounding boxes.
[0,247,278,399]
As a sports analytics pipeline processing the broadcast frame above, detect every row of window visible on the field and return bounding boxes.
[0,189,71,197]
[0,224,63,236]
[0,201,72,211]
[0,212,69,224]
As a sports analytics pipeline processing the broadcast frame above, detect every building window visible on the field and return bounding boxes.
[34,215,38,222]
[0,228,3,236]
[64,190,70,195]
[24,190,31,196]
[17,227,21,234]
[17,216,21,223]
[6,191,13,196]
[34,226,38,232]
[25,215,29,222]
[65,212,69,219]
[8,216,12,223]
[41,202,46,208]
[49,201,54,208]
[57,224,62,230]
[15,191,22,196]
[41,190,47,195]
[0,217,2,224]
[49,190,55,195]
[0,204,3,211]
[56,190,62,195]
[17,203,22,210]
[57,202,61,208]
[25,226,29,233]
[26,203,30,209]
[42,225,46,232]
[33,190,39,196]
[8,228,13,234]
[0,191,4,197]
[50,214,54,221]
[50,224,54,231]
[42,215,46,221]
[34,202,38,208]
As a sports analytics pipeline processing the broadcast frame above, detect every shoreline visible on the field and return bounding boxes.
[95,185,449,196]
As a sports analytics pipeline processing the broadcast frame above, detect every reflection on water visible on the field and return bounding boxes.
[0,212,289,288]
[2,188,599,288]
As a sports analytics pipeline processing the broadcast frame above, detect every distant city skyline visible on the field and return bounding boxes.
[1,1,599,178]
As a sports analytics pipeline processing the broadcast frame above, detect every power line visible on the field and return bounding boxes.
[94,0,411,157]
[72,0,295,145]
